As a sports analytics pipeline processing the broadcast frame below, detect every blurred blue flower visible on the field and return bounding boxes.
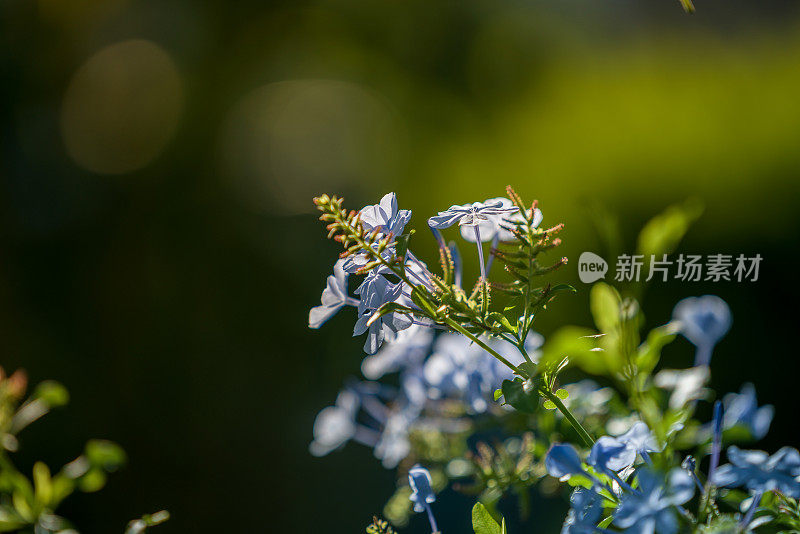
[618,422,662,461]
[614,469,694,534]
[588,436,637,474]
[562,380,613,418]
[654,366,710,409]
[374,403,420,468]
[309,259,356,328]
[722,383,774,440]
[361,324,434,380]
[309,389,364,456]
[409,465,439,533]
[712,446,800,497]
[672,295,732,366]
[561,488,604,534]
[546,443,588,479]
[421,332,538,413]
[359,192,412,237]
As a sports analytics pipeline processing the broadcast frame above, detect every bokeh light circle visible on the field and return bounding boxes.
[219,79,401,215]
[61,39,183,175]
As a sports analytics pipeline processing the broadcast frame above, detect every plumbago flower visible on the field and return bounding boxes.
[428,198,518,282]
[614,469,695,533]
[713,446,800,498]
[310,193,800,534]
[672,295,732,366]
[311,187,574,419]
[720,383,774,440]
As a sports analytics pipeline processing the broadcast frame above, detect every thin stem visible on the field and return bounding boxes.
[517,341,533,365]
[424,503,439,534]
[485,233,500,274]
[741,490,763,528]
[473,225,487,281]
[444,318,521,375]
[540,389,595,447]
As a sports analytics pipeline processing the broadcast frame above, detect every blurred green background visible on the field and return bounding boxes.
[2,0,799,532]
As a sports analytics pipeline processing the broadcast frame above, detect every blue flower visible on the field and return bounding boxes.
[359,192,412,237]
[428,199,518,230]
[429,198,518,281]
[672,295,732,366]
[421,333,536,413]
[455,197,540,243]
[618,422,662,460]
[408,465,439,533]
[721,383,774,440]
[309,389,361,456]
[408,464,436,511]
[546,443,588,479]
[561,488,604,534]
[309,259,356,328]
[614,468,695,534]
[588,436,637,474]
[712,446,800,498]
[654,366,710,409]
[374,403,419,468]
[353,272,413,354]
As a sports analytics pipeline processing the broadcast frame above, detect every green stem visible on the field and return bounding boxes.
[444,318,522,375]
[540,389,595,447]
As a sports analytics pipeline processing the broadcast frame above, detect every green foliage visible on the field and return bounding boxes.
[0,367,167,533]
[365,516,396,534]
[471,503,506,534]
[500,379,538,414]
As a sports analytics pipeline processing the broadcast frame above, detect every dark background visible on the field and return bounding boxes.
[2,0,799,532]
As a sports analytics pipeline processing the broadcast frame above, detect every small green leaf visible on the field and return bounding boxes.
[500,379,538,414]
[590,282,622,334]
[555,388,569,400]
[33,462,53,506]
[472,503,503,534]
[543,400,557,410]
[366,303,411,327]
[550,284,577,294]
[598,515,614,528]
[33,381,69,408]
[493,389,502,402]
[395,230,415,259]
[486,312,516,334]
[637,198,703,259]
[85,440,126,471]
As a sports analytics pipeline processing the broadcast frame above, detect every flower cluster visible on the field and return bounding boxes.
[308,192,796,534]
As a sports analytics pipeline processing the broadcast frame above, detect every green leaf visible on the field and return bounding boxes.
[33,381,69,408]
[542,400,557,410]
[85,440,126,471]
[636,198,703,259]
[635,324,677,375]
[555,388,569,400]
[486,312,516,334]
[590,282,621,334]
[125,510,170,534]
[395,230,415,259]
[367,302,411,327]
[33,462,53,507]
[500,379,538,414]
[550,284,577,294]
[472,503,503,534]
[493,389,502,402]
